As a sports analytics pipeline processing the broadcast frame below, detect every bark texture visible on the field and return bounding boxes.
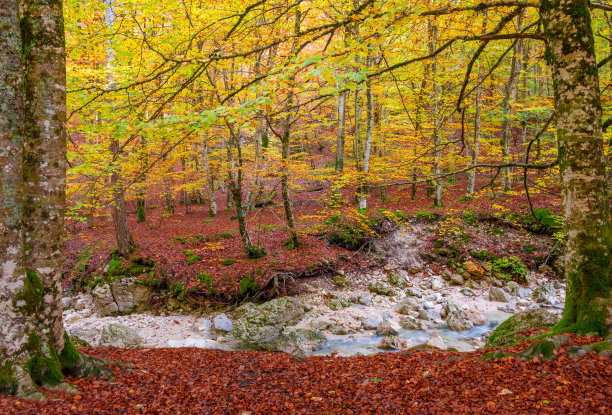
[541,0,612,334]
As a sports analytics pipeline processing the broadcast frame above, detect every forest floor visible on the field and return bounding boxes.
[1,335,610,414]
[63,175,562,301]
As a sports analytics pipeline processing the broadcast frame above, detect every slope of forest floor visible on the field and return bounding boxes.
[1,335,610,414]
[63,177,562,303]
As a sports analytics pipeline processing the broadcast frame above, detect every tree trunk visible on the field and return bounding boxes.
[201,140,217,217]
[1,0,110,398]
[500,12,523,192]
[110,140,136,257]
[541,0,612,334]
[466,12,487,198]
[429,22,443,207]
[279,9,301,249]
[358,53,374,210]
[335,91,347,172]
[135,136,147,223]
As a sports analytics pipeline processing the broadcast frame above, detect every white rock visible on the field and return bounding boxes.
[213,313,233,332]
[425,335,447,350]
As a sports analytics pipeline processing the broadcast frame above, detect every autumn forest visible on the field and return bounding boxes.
[0,0,611,413]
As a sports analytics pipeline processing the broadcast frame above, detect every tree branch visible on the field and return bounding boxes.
[420,1,540,17]
[591,2,612,13]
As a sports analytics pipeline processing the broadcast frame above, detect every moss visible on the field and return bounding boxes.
[479,350,513,361]
[589,341,612,353]
[486,309,558,348]
[14,269,43,315]
[221,259,236,266]
[0,362,17,395]
[59,333,80,371]
[28,341,64,387]
[519,340,557,361]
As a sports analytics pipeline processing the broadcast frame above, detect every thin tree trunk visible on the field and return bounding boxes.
[358,53,374,210]
[429,22,443,207]
[110,140,136,257]
[201,140,217,217]
[500,12,524,192]
[279,9,301,248]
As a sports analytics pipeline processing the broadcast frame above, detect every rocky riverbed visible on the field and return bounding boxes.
[63,265,565,356]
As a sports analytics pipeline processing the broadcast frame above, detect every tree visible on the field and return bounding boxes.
[0,0,109,399]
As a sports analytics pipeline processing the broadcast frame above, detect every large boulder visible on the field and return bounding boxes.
[445,303,473,331]
[231,296,311,350]
[485,308,560,348]
[91,278,152,316]
[378,335,407,350]
[99,323,143,348]
[276,328,326,354]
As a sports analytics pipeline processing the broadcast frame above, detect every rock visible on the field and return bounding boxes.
[168,338,221,348]
[532,282,559,304]
[460,288,475,297]
[464,260,486,279]
[91,278,152,316]
[418,309,440,321]
[449,273,464,285]
[198,319,212,331]
[231,296,312,350]
[333,275,348,287]
[485,308,560,347]
[360,316,382,330]
[425,335,447,350]
[369,281,394,296]
[213,313,233,332]
[422,301,435,310]
[62,297,74,310]
[358,292,372,306]
[276,328,325,354]
[431,278,444,291]
[524,271,539,287]
[378,335,407,350]
[466,309,486,326]
[517,287,532,298]
[405,287,423,298]
[489,287,512,302]
[99,323,143,348]
[445,303,474,331]
[327,292,351,310]
[519,336,570,361]
[81,308,93,318]
[399,316,419,330]
[310,316,356,335]
[388,272,407,288]
[419,280,432,290]
[376,319,402,336]
[395,297,420,315]
[504,281,520,295]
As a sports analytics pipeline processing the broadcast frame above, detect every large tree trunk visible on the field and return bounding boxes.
[0,0,41,399]
[541,0,612,334]
[1,0,110,398]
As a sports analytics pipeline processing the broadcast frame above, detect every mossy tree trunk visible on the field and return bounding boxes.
[1,0,111,399]
[541,0,612,335]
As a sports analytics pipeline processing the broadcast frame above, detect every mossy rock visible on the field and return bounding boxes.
[70,335,92,348]
[485,308,559,348]
[479,350,514,361]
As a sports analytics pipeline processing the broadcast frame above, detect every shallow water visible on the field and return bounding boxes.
[310,309,511,356]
